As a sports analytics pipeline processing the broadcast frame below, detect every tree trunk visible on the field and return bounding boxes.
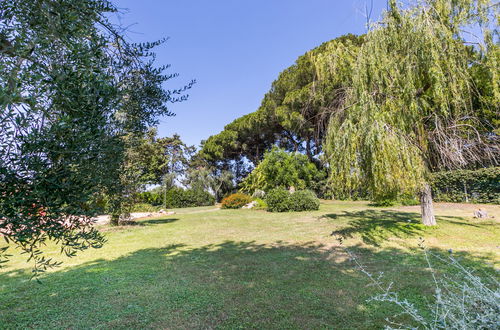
[420,183,436,226]
[110,214,120,226]
[305,137,312,161]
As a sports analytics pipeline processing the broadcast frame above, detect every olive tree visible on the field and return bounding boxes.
[0,0,193,273]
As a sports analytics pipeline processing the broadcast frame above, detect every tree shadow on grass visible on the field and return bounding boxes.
[323,210,492,247]
[323,210,425,247]
[113,218,179,227]
[321,210,491,247]
[139,218,179,225]
[0,240,496,329]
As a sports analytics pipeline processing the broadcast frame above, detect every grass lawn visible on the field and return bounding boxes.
[1,201,498,329]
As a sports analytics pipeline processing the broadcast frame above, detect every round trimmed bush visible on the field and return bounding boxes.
[289,190,320,211]
[221,193,252,209]
[265,188,291,212]
[266,188,320,212]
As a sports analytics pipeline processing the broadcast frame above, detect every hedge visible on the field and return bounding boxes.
[164,188,215,208]
[431,167,499,204]
[136,191,163,206]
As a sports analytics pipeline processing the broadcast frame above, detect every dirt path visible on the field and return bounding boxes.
[93,208,221,225]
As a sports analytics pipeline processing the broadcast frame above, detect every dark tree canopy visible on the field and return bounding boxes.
[0,0,193,273]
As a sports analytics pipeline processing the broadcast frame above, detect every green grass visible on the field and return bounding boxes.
[1,201,498,329]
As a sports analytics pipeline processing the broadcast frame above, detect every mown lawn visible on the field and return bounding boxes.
[1,201,498,329]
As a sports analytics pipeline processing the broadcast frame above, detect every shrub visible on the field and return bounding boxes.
[131,203,161,212]
[252,198,268,210]
[136,190,163,206]
[221,193,252,209]
[266,188,320,212]
[240,147,326,196]
[289,190,320,211]
[265,188,292,212]
[165,187,215,208]
[371,196,398,207]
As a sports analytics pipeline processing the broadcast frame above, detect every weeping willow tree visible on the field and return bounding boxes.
[325,0,499,225]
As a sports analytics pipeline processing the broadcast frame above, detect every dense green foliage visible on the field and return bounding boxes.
[137,187,216,209]
[136,191,163,206]
[265,188,292,212]
[432,167,500,204]
[130,203,162,213]
[240,148,325,196]
[125,129,195,187]
[289,190,321,212]
[0,0,192,271]
[221,193,252,209]
[165,188,215,209]
[266,188,320,212]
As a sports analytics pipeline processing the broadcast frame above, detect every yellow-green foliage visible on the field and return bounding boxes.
[240,147,324,195]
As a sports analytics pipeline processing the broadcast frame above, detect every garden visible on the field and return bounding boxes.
[1,0,499,329]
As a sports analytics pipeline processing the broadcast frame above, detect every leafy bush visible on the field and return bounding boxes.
[221,193,253,209]
[136,191,163,206]
[130,203,161,212]
[371,194,398,207]
[431,167,499,204]
[252,198,268,210]
[265,188,292,212]
[240,147,326,196]
[266,188,320,212]
[165,187,215,208]
[289,190,320,211]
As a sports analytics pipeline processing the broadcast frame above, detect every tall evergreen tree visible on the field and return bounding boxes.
[199,34,364,167]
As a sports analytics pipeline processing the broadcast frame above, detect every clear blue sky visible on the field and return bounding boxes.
[114,0,388,147]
